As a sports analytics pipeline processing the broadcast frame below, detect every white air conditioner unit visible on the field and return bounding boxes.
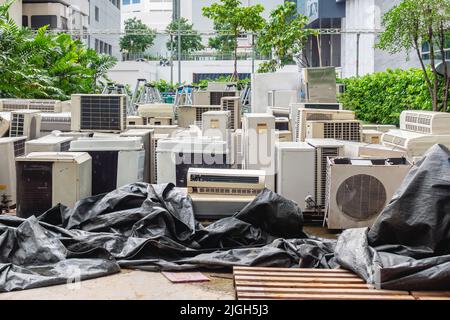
[268,106,290,117]
[231,129,243,169]
[177,105,223,128]
[294,108,355,142]
[400,110,450,134]
[25,135,74,154]
[187,168,265,218]
[221,96,242,130]
[192,91,211,105]
[306,120,362,142]
[306,139,345,208]
[16,152,92,218]
[71,94,127,133]
[267,90,298,108]
[0,112,10,137]
[0,137,27,207]
[342,141,408,158]
[9,110,41,140]
[156,137,230,187]
[69,137,145,195]
[325,157,412,229]
[0,99,62,113]
[151,133,169,184]
[127,124,180,136]
[138,103,174,121]
[202,110,231,141]
[381,129,450,158]
[207,82,237,91]
[127,115,145,126]
[40,112,71,133]
[148,117,173,126]
[242,113,276,190]
[362,129,383,144]
[275,130,293,142]
[299,67,337,103]
[120,129,154,184]
[51,131,94,138]
[362,124,396,133]
[275,142,315,212]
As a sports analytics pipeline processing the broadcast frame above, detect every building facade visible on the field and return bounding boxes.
[0,0,22,25]
[121,0,172,31]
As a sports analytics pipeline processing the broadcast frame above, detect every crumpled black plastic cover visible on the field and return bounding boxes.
[1,144,449,292]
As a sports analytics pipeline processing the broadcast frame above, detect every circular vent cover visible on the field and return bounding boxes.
[336,174,387,220]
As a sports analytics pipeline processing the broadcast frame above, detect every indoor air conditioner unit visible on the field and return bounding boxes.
[0,99,62,113]
[400,110,450,134]
[305,120,362,142]
[294,108,355,142]
[187,168,266,218]
[275,142,315,212]
[325,157,412,229]
[156,137,230,187]
[221,96,242,130]
[267,90,298,108]
[202,110,231,141]
[342,141,407,158]
[127,115,145,126]
[177,105,223,128]
[151,133,169,184]
[120,129,154,183]
[299,67,337,103]
[9,110,41,140]
[69,137,145,195]
[381,129,450,158]
[148,117,173,126]
[25,135,74,154]
[275,117,290,131]
[0,137,27,207]
[275,130,293,142]
[138,103,174,121]
[0,112,10,137]
[362,124,396,133]
[306,139,344,208]
[231,129,243,169]
[242,113,276,191]
[16,152,92,218]
[362,129,383,144]
[40,112,71,133]
[71,94,127,133]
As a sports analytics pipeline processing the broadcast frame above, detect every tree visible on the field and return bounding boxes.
[166,18,204,55]
[208,22,236,53]
[202,0,265,80]
[120,18,156,54]
[376,0,450,112]
[256,2,318,73]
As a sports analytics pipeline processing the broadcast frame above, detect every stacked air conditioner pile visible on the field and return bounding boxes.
[382,110,450,160]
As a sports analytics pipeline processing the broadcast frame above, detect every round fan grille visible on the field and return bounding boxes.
[336,174,387,220]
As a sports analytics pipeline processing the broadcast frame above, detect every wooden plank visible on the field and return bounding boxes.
[237,292,415,300]
[233,266,350,273]
[235,286,409,296]
[235,280,371,289]
[234,270,359,278]
[411,291,450,300]
[234,275,365,284]
[415,297,450,300]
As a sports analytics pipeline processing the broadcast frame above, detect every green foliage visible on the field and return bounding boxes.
[150,79,177,93]
[0,1,116,99]
[191,75,250,91]
[339,68,447,125]
[257,2,317,73]
[202,0,265,79]
[120,18,156,54]
[166,18,204,54]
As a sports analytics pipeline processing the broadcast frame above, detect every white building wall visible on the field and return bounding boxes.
[89,0,121,58]
[121,0,172,31]
[0,0,22,25]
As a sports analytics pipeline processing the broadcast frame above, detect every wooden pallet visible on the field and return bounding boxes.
[233,267,449,300]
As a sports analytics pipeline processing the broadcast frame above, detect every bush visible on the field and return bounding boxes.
[339,68,444,125]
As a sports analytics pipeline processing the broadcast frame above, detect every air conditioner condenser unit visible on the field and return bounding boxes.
[177,105,223,128]
[120,129,154,183]
[0,112,10,137]
[10,109,41,140]
[25,135,74,154]
[221,96,242,130]
[306,120,362,142]
[40,112,71,133]
[202,110,231,141]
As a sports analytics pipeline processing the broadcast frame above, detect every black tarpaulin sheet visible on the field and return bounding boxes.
[0,144,449,292]
[335,144,450,290]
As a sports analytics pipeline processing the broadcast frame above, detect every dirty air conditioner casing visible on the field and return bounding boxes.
[10,110,41,140]
[400,110,450,134]
[156,137,230,187]
[306,139,345,209]
[187,168,266,219]
[362,129,383,144]
[342,141,408,159]
[267,90,298,108]
[15,152,92,218]
[325,157,412,230]
[40,112,71,133]
[0,99,62,113]
[126,115,145,126]
[138,103,174,123]
[231,129,243,169]
[202,110,231,141]
[151,133,169,184]
[306,120,362,142]
[275,130,293,142]
[71,94,127,133]
[0,112,11,137]
[221,96,242,130]
[69,137,145,196]
[25,135,74,154]
[177,105,223,128]
[0,136,27,207]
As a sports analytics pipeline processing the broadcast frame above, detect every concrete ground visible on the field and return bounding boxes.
[0,226,335,300]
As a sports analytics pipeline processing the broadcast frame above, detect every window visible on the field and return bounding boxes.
[22,15,28,27]
[95,39,99,52]
[30,15,57,29]
[109,45,112,55]
[95,6,99,22]
[132,0,141,3]
[61,16,68,30]
[122,0,130,4]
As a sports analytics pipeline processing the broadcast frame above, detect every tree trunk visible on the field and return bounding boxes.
[413,40,434,104]
[233,31,239,81]
[439,22,449,112]
[428,19,439,111]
